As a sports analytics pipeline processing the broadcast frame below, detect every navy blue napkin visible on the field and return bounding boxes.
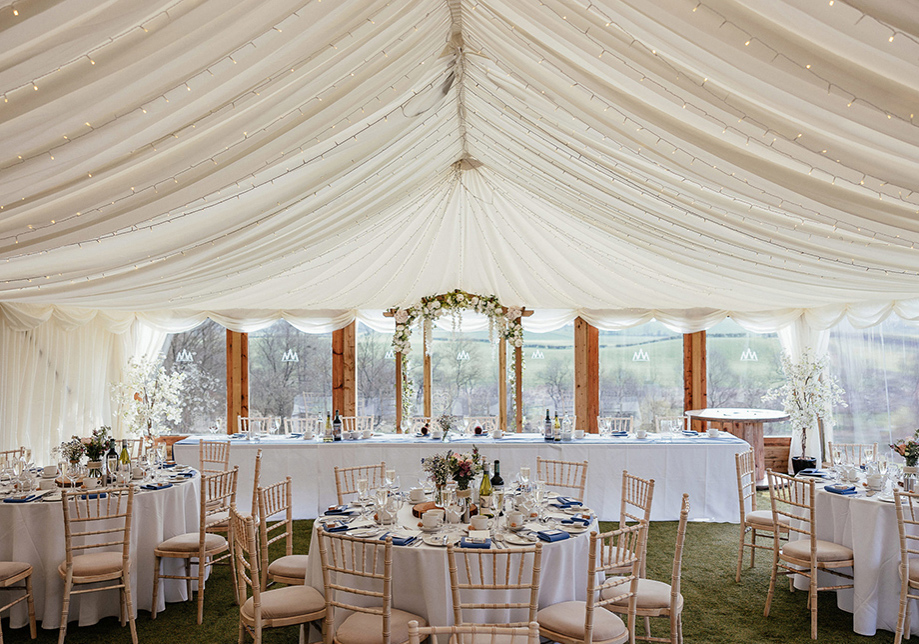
[3,494,39,503]
[824,484,857,495]
[323,521,350,533]
[561,516,591,526]
[379,532,416,546]
[459,536,491,549]
[142,483,172,491]
[798,468,830,478]
[324,505,355,516]
[536,529,570,542]
[609,431,628,437]
[80,492,108,499]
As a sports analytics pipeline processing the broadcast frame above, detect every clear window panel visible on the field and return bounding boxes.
[429,326,499,418]
[828,317,919,446]
[706,319,787,435]
[356,322,396,432]
[248,321,332,419]
[521,323,575,430]
[598,322,683,432]
[162,320,227,434]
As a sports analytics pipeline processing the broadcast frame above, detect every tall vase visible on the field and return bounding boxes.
[434,483,445,508]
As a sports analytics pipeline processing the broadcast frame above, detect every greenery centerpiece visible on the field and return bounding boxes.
[58,437,85,464]
[112,355,187,443]
[391,289,524,355]
[84,426,111,477]
[763,349,846,468]
[422,447,484,508]
[892,430,919,467]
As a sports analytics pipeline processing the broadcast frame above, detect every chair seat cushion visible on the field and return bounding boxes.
[58,552,123,578]
[898,558,919,584]
[205,510,229,529]
[0,561,31,584]
[240,584,324,621]
[746,510,788,528]
[268,555,308,581]
[336,608,427,644]
[537,601,627,644]
[448,634,531,644]
[782,539,853,563]
[156,532,227,554]
[601,578,683,612]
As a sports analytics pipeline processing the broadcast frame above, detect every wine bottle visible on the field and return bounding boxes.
[323,411,333,442]
[544,409,553,441]
[490,460,504,487]
[479,461,493,517]
[554,412,561,442]
[332,409,342,441]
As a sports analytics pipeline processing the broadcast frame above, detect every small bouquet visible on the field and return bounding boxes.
[422,446,483,490]
[891,429,919,467]
[84,426,111,461]
[59,437,85,463]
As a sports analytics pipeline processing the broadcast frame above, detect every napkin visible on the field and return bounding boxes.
[80,492,107,500]
[379,532,417,546]
[142,483,173,491]
[554,496,582,506]
[161,462,177,469]
[561,516,591,526]
[536,529,570,542]
[609,431,628,437]
[288,433,303,438]
[798,468,830,478]
[231,433,247,438]
[824,484,857,495]
[3,494,39,503]
[325,505,355,516]
[459,536,492,549]
[683,430,699,436]
[174,472,195,478]
[323,520,351,533]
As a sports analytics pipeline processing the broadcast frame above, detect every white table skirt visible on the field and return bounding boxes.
[304,504,594,628]
[174,433,748,522]
[0,478,200,630]
[805,489,918,636]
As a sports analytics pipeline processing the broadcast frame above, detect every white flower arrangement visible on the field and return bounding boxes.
[111,355,187,440]
[390,290,525,355]
[762,349,846,457]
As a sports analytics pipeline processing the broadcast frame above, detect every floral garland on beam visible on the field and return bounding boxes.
[391,290,524,355]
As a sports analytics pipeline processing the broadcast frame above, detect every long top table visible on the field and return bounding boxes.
[174,432,748,522]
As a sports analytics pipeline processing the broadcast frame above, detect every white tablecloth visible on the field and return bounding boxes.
[174,432,747,522]
[807,488,918,636]
[0,477,200,630]
[304,504,594,628]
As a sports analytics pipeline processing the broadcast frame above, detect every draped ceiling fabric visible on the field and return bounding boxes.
[0,0,918,329]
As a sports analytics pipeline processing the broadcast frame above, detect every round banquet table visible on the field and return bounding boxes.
[0,474,200,630]
[303,501,595,628]
[686,408,788,487]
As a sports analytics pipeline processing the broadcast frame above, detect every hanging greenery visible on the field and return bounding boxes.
[391,290,524,355]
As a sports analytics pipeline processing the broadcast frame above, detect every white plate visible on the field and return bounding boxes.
[346,528,382,538]
[877,494,901,503]
[423,534,450,547]
[503,533,536,546]
[560,523,591,533]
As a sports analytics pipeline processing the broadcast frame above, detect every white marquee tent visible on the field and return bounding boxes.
[2,0,918,454]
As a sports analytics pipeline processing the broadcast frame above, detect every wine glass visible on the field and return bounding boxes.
[384,468,396,488]
[518,466,530,489]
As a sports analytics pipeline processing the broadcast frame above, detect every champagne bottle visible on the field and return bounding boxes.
[323,411,333,442]
[554,412,561,442]
[544,409,553,441]
[119,440,131,466]
[490,460,504,487]
[332,409,342,441]
[479,461,493,517]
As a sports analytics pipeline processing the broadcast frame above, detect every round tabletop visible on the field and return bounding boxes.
[685,407,789,423]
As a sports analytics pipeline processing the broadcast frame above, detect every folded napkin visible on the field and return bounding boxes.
[80,492,107,500]
[160,462,177,469]
[459,536,492,549]
[824,484,857,495]
[379,532,417,546]
[536,529,570,543]
[561,516,591,526]
[609,431,628,437]
[683,430,699,436]
[142,483,172,491]
[324,505,354,516]
[288,433,303,438]
[554,496,582,506]
[231,433,247,438]
[3,494,39,503]
[174,471,195,478]
[323,520,351,533]
[797,468,830,478]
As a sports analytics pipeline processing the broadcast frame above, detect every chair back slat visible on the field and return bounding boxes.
[535,457,588,501]
[334,462,386,505]
[591,523,646,642]
[598,417,633,433]
[201,467,239,534]
[341,416,374,434]
[199,439,231,475]
[258,477,293,587]
[61,487,134,565]
[448,544,542,626]
[670,494,690,603]
[230,506,258,604]
[735,450,757,519]
[766,470,814,541]
[318,528,394,644]
[284,417,322,435]
[251,449,263,519]
[620,470,655,527]
[408,621,540,644]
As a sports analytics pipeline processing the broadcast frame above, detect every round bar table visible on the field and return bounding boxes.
[685,408,788,488]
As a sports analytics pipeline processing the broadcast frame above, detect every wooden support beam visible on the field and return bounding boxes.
[332,322,356,417]
[499,338,508,431]
[515,345,523,432]
[423,352,432,419]
[683,331,707,431]
[226,330,248,434]
[395,352,403,432]
[574,317,599,433]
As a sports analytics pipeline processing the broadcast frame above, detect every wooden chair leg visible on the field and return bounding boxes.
[124,570,138,644]
[809,574,818,639]
[26,575,36,639]
[197,556,207,624]
[239,619,246,644]
[185,558,192,599]
[736,526,746,582]
[750,530,757,568]
[58,571,73,644]
[764,555,778,617]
